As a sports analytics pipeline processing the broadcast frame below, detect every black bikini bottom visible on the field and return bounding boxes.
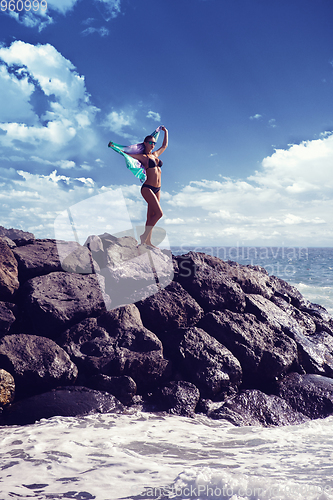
[141,183,161,194]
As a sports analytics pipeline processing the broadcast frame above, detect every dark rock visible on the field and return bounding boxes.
[208,389,309,427]
[0,226,35,246]
[246,294,333,376]
[159,327,242,398]
[89,234,174,308]
[0,334,78,397]
[0,386,124,425]
[13,239,97,283]
[87,374,137,405]
[0,302,16,337]
[175,252,246,312]
[21,272,106,338]
[199,309,298,384]
[277,372,333,419]
[136,281,204,333]
[159,380,200,416]
[0,369,15,406]
[0,239,20,301]
[60,304,171,392]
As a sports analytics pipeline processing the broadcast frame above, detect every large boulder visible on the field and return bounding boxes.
[208,389,309,427]
[159,327,242,398]
[136,281,204,333]
[277,373,333,419]
[13,239,96,282]
[0,369,15,406]
[60,304,171,392]
[0,302,16,337]
[21,272,107,338]
[87,374,137,405]
[157,380,200,417]
[86,234,174,309]
[199,309,298,384]
[175,252,246,313]
[0,334,78,397]
[0,239,20,301]
[245,294,333,376]
[0,386,124,425]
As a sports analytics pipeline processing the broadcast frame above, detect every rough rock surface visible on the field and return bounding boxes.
[21,272,106,338]
[0,369,15,406]
[1,228,333,427]
[0,239,20,301]
[0,334,78,397]
[0,386,124,425]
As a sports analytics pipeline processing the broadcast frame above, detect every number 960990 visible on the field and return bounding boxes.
[1,0,47,12]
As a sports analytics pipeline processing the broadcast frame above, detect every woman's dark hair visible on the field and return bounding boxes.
[144,135,154,143]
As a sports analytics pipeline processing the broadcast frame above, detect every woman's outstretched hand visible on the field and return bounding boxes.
[108,141,113,147]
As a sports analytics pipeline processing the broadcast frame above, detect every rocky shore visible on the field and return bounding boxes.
[1,225,333,426]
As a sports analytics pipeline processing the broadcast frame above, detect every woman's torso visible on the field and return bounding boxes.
[144,155,162,187]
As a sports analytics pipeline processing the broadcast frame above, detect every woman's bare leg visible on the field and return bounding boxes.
[140,188,163,246]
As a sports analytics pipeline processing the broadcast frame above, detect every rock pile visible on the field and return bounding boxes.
[1,225,333,426]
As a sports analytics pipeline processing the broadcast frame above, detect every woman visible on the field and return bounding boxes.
[116,126,168,247]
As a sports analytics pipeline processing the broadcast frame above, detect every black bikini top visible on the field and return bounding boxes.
[148,157,163,169]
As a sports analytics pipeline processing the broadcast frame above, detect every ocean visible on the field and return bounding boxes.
[1,247,333,500]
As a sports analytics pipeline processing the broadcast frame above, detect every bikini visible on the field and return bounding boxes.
[141,157,163,194]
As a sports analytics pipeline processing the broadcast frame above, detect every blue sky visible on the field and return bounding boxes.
[1,0,333,247]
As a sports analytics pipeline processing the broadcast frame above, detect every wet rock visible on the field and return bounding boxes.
[87,374,137,405]
[1,386,124,425]
[159,327,242,399]
[0,302,16,337]
[199,310,298,384]
[0,226,35,246]
[246,294,333,376]
[175,252,246,313]
[0,239,20,301]
[208,389,309,427]
[0,334,78,398]
[0,369,15,406]
[21,272,106,338]
[277,372,333,419]
[158,380,200,417]
[60,304,171,392]
[136,281,204,333]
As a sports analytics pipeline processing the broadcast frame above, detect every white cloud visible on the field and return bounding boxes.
[147,111,161,122]
[103,110,137,140]
[250,114,262,120]
[0,41,100,159]
[268,118,277,128]
[81,27,110,37]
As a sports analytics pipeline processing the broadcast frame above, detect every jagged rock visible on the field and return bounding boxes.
[0,239,20,301]
[277,373,333,419]
[60,304,171,392]
[0,334,78,398]
[96,235,174,308]
[175,252,246,313]
[157,380,200,417]
[21,272,106,338]
[198,309,298,384]
[0,302,16,337]
[87,374,137,405]
[208,389,309,427]
[0,369,15,406]
[0,386,124,425]
[136,281,204,333]
[245,294,333,376]
[13,239,96,283]
[0,226,35,246]
[159,327,242,398]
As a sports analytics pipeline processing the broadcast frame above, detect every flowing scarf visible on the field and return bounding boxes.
[108,126,162,183]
